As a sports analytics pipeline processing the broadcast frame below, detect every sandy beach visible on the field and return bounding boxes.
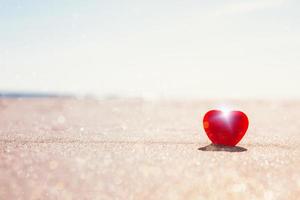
[0,98,299,199]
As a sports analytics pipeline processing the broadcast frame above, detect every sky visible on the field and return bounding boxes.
[0,0,300,99]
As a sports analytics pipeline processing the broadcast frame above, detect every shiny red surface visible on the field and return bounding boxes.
[203,110,249,146]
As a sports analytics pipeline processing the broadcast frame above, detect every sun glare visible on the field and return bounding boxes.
[219,107,232,119]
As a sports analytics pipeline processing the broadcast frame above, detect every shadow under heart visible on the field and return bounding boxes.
[198,144,247,152]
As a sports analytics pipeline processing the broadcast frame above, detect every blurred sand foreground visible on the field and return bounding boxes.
[0,98,300,200]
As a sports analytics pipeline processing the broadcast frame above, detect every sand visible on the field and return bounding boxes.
[0,98,299,199]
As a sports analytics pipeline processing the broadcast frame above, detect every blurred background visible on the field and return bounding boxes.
[0,0,299,99]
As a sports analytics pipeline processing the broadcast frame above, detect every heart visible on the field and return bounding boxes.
[203,110,249,146]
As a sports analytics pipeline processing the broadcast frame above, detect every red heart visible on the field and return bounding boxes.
[203,110,249,146]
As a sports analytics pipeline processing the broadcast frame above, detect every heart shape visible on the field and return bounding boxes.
[203,110,249,146]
